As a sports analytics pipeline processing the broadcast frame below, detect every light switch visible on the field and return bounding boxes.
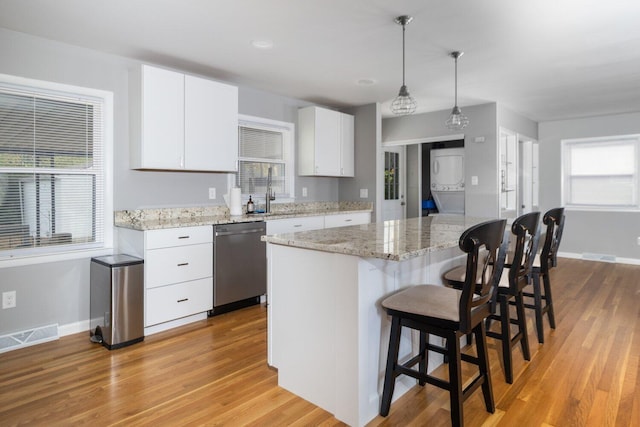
[471,176,478,186]
[360,188,368,198]
[208,187,216,199]
[302,187,308,197]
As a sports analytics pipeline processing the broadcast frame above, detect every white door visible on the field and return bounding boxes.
[517,138,540,215]
[382,146,406,221]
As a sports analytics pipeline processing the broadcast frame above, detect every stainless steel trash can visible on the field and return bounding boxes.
[90,254,144,350]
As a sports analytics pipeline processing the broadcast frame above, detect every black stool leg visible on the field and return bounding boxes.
[543,272,556,329]
[473,322,495,413]
[515,291,531,361]
[380,316,402,417]
[499,295,514,384]
[446,330,463,427]
[532,272,545,343]
[419,331,428,386]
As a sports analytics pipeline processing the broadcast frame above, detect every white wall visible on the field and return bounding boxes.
[0,28,339,335]
[539,112,640,261]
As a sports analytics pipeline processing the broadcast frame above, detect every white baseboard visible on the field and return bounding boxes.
[59,319,91,337]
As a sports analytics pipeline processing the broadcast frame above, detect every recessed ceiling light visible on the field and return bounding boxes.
[357,78,377,86]
[251,39,274,49]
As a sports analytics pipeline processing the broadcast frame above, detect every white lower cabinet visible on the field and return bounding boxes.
[266,215,325,234]
[324,212,371,229]
[146,277,213,326]
[117,225,213,331]
[266,212,371,235]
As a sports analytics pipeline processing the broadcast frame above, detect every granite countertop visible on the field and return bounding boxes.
[262,214,489,261]
[115,201,373,231]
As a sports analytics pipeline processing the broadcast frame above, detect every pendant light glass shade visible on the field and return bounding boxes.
[391,16,416,116]
[445,51,469,130]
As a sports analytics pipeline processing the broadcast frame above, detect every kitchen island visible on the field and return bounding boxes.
[263,214,486,427]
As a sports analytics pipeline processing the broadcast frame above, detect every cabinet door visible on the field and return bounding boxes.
[266,216,325,234]
[340,113,355,177]
[146,278,213,326]
[184,75,238,172]
[141,65,185,169]
[314,107,341,176]
[324,212,370,228]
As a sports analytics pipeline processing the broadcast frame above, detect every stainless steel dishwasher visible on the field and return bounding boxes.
[211,221,266,315]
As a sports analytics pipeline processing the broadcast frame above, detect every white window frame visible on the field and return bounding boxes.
[230,114,295,203]
[0,74,113,268]
[561,134,640,211]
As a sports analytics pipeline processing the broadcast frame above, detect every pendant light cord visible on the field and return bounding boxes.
[402,23,406,86]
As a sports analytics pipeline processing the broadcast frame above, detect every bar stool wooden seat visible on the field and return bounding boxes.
[522,207,565,343]
[379,219,507,427]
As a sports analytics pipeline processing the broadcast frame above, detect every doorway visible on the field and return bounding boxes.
[381,146,406,221]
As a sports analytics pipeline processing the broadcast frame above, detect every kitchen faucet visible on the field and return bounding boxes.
[266,166,275,213]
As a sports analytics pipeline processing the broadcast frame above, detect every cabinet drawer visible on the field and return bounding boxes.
[145,243,212,288]
[266,216,325,234]
[324,212,371,229]
[145,226,212,249]
[146,278,213,326]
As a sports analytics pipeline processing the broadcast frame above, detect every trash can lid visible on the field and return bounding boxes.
[91,254,143,267]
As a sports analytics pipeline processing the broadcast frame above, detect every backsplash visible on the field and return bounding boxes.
[114,201,373,226]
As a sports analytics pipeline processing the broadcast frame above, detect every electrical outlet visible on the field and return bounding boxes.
[2,291,16,309]
[208,188,216,200]
[360,188,368,198]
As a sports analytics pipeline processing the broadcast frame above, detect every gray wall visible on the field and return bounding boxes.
[383,103,499,218]
[539,112,640,260]
[497,104,538,141]
[406,144,421,218]
[0,28,339,335]
[340,103,380,220]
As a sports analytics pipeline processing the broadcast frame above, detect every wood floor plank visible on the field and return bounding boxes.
[1,258,638,426]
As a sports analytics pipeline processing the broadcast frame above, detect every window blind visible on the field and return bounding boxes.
[237,124,289,197]
[0,85,105,256]
[563,137,639,208]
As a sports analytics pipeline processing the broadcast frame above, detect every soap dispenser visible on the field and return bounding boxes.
[247,195,255,213]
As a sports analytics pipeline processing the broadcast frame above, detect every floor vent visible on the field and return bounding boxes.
[0,324,59,354]
[582,253,617,263]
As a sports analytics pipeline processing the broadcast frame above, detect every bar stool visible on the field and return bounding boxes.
[379,219,507,427]
[522,207,565,343]
[443,212,540,384]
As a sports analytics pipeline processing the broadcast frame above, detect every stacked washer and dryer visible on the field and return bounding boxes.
[430,147,465,214]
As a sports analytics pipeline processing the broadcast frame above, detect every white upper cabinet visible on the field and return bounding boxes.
[298,106,354,177]
[130,64,238,172]
[340,113,355,177]
[184,74,238,171]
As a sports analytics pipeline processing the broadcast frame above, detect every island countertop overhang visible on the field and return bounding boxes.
[261,214,489,261]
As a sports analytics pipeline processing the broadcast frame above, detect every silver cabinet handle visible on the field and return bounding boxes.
[345,219,352,222]
[293,224,302,227]
[177,262,189,267]
[178,235,190,239]
[177,298,189,303]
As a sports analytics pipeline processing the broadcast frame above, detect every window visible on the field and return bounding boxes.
[0,75,112,263]
[235,115,294,200]
[562,135,640,209]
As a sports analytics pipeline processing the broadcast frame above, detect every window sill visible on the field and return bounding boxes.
[0,247,114,269]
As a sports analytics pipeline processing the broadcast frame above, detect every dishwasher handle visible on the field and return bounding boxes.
[215,227,265,237]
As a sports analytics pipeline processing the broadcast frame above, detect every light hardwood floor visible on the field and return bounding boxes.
[1,258,639,426]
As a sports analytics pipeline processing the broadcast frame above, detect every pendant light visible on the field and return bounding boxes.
[445,51,469,130]
[391,15,416,115]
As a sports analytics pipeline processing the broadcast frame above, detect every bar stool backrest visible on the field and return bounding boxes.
[540,207,565,271]
[458,219,507,333]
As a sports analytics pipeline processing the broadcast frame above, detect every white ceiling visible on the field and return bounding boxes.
[1,0,640,121]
